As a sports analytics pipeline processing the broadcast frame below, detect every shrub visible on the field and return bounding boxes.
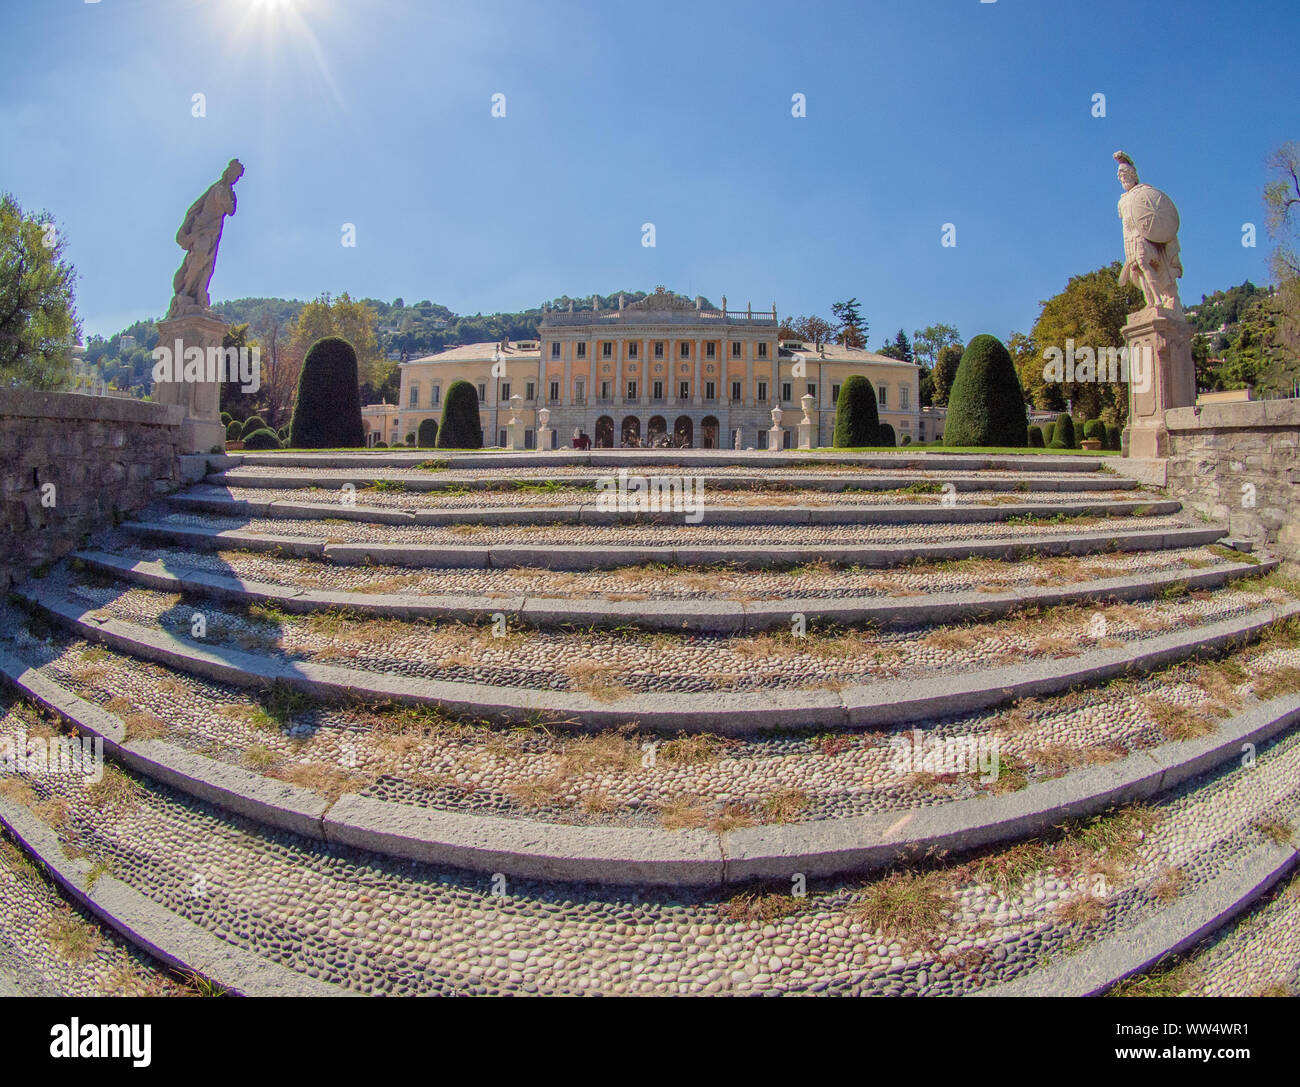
[240,415,268,438]
[405,432,416,445]
[1083,419,1106,445]
[241,427,282,450]
[1048,413,1075,449]
[225,420,242,440]
[900,434,911,446]
[832,375,879,447]
[943,335,1028,447]
[1105,423,1122,451]
[1027,424,1044,448]
[277,426,289,443]
[288,337,366,449]
[220,412,232,426]
[417,418,439,448]
[876,423,896,447]
[374,441,387,448]
[436,380,483,449]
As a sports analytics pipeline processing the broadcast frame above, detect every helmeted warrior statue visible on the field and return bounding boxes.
[167,158,244,318]
[1114,151,1183,315]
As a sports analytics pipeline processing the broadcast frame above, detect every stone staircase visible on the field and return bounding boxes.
[2,448,1298,996]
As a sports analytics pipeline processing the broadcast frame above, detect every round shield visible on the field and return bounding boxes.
[1125,184,1180,245]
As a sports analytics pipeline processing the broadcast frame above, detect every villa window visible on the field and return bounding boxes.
[705,342,716,359]
[731,381,742,402]
[757,342,768,358]
[731,342,741,358]
[680,342,690,358]
[576,343,586,359]
[477,383,487,401]
[525,381,535,401]
[757,381,767,402]
[551,342,560,358]
[705,381,716,401]
[781,382,792,402]
[878,385,887,409]
[628,342,638,359]
[575,379,586,402]
[832,384,841,404]
[679,380,690,399]
[602,342,612,358]
[408,386,419,408]
[501,382,511,401]
[600,380,611,400]
[899,385,909,410]
[806,383,816,399]
[652,380,663,399]
[549,380,559,402]
[627,380,637,400]
[432,385,440,406]
[654,342,664,359]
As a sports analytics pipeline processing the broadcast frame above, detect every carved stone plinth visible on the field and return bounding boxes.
[152,313,229,455]
[1122,308,1196,460]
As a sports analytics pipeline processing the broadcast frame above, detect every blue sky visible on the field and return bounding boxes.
[3,0,1296,342]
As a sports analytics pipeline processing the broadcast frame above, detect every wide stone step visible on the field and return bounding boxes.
[168,490,1178,529]
[3,677,1298,994]
[72,547,1273,634]
[227,450,1106,473]
[121,518,1227,570]
[19,581,1300,732]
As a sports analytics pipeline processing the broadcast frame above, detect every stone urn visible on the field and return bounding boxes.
[509,394,523,424]
[538,407,551,428]
[800,393,815,425]
[770,407,783,428]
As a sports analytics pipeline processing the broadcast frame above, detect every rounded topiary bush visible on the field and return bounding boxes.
[1048,413,1075,449]
[943,335,1028,448]
[240,415,268,439]
[1105,423,1122,451]
[374,441,388,448]
[832,375,879,447]
[221,412,233,426]
[405,432,416,445]
[436,380,483,449]
[417,418,439,448]
[1083,419,1106,445]
[288,337,366,449]
[277,426,289,442]
[226,420,242,440]
[876,423,896,447]
[1027,424,1045,448]
[900,433,911,446]
[242,427,282,450]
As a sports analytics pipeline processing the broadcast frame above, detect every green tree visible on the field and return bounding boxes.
[912,324,962,370]
[0,193,81,387]
[932,344,964,407]
[831,298,867,347]
[437,380,483,448]
[832,375,880,447]
[1049,413,1075,449]
[877,329,913,362]
[944,335,1028,448]
[288,337,366,448]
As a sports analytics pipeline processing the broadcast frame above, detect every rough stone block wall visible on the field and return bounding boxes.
[1165,399,1300,562]
[0,389,184,591]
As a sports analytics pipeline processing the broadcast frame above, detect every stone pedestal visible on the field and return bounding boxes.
[152,313,229,455]
[767,407,785,452]
[506,394,525,450]
[1122,308,1196,460]
[797,394,815,450]
[536,407,555,452]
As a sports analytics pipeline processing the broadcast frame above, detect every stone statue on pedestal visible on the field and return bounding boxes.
[168,159,244,319]
[1114,151,1183,316]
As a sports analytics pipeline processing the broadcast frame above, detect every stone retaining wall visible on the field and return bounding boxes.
[0,389,183,590]
[1165,399,1300,562]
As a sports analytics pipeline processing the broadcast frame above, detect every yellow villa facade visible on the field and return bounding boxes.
[364,288,923,449]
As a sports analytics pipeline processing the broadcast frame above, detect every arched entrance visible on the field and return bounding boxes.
[700,415,719,449]
[647,416,667,447]
[621,416,641,447]
[594,416,614,448]
[673,415,693,448]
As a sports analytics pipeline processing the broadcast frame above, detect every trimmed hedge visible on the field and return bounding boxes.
[900,434,911,446]
[220,412,232,426]
[225,420,242,440]
[436,380,483,449]
[1105,423,1122,451]
[943,335,1028,448]
[240,415,268,439]
[242,427,282,450]
[417,418,439,448]
[876,423,896,447]
[288,337,366,449]
[832,375,879,447]
[1048,413,1075,449]
[1027,424,1045,448]
[1083,419,1106,444]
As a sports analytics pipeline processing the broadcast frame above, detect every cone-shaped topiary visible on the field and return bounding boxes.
[943,335,1028,447]
[226,420,242,440]
[1105,423,1122,451]
[240,415,267,438]
[832,375,879,447]
[876,423,896,447]
[417,418,439,448]
[288,337,365,449]
[1027,424,1045,448]
[242,427,282,450]
[436,380,483,449]
[1048,412,1075,449]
